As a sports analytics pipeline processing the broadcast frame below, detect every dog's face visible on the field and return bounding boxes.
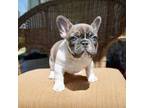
[56,15,102,58]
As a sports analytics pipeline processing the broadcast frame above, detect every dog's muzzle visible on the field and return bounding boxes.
[80,39,90,48]
[80,39,89,47]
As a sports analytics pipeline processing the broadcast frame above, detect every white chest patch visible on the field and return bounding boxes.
[64,55,92,73]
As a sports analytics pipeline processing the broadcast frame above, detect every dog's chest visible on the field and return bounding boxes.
[64,56,92,73]
[55,48,92,73]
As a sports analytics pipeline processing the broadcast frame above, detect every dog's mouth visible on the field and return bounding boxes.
[85,50,96,57]
[71,50,94,58]
[71,51,84,58]
[67,43,96,58]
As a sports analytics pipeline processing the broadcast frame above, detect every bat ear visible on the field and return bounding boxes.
[91,16,102,34]
[56,15,73,38]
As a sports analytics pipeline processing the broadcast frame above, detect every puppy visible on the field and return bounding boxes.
[49,15,102,92]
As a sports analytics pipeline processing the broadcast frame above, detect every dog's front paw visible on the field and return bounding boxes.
[88,74,97,82]
[49,71,55,79]
[53,82,65,92]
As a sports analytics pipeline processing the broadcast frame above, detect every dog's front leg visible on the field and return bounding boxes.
[86,61,97,82]
[53,64,65,92]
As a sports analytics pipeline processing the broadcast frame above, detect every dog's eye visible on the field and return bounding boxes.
[69,36,78,41]
[91,36,97,41]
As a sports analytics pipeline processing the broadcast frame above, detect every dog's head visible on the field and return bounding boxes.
[56,15,102,58]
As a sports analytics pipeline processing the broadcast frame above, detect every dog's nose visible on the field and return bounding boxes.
[81,40,89,46]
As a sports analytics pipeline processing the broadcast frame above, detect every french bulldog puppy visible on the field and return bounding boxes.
[49,15,102,92]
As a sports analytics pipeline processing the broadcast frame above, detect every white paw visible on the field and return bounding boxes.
[88,74,97,82]
[53,82,65,92]
[49,71,55,79]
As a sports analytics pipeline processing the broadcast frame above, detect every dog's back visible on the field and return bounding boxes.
[50,40,64,62]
